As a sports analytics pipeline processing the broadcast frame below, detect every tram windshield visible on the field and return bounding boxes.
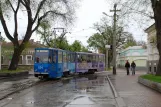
[35,50,49,63]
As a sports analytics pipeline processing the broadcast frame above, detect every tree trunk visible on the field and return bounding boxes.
[8,46,23,70]
[153,1,161,75]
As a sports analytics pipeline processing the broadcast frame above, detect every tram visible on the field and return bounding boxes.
[34,48,105,79]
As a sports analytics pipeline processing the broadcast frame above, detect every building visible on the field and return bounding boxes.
[1,39,45,69]
[145,24,159,74]
[117,46,147,70]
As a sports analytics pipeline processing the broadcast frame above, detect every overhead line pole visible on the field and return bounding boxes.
[110,4,120,75]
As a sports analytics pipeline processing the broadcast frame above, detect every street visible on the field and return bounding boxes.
[0,72,118,107]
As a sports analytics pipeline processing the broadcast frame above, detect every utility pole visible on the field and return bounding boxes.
[110,4,120,75]
[53,28,65,48]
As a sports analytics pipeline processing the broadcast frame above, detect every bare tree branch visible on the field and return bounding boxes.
[7,0,16,12]
[0,3,14,42]
[33,0,46,24]
[32,10,66,33]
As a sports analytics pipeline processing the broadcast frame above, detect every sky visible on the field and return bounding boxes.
[0,0,152,46]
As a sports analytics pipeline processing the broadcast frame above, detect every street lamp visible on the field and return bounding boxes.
[0,32,2,70]
[102,12,112,17]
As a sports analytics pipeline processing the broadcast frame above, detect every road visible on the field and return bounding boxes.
[0,72,118,107]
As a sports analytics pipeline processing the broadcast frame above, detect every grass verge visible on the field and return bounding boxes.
[0,68,27,73]
[141,74,161,83]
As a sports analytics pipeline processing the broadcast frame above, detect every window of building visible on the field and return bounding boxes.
[18,55,23,64]
[26,55,32,65]
[1,56,4,64]
[154,67,157,73]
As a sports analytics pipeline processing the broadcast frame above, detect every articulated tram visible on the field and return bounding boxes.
[34,48,105,79]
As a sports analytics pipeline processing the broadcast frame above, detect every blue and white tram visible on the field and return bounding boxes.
[34,48,105,79]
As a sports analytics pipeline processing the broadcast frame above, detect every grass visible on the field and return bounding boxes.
[141,74,161,83]
[0,68,28,73]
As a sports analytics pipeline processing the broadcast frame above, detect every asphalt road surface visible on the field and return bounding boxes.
[0,72,118,107]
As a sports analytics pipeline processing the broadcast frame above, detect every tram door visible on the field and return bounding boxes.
[49,50,59,78]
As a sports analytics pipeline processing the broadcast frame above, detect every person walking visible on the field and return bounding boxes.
[125,60,130,75]
[131,61,136,75]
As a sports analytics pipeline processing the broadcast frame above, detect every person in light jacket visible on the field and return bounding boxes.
[131,61,136,75]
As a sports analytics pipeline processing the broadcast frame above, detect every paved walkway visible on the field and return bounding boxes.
[108,69,161,107]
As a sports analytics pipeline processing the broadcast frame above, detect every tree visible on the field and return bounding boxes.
[81,46,89,52]
[36,20,52,47]
[88,23,135,68]
[55,36,70,50]
[123,34,137,49]
[70,40,82,52]
[0,0,76,70]
[111,0,161,75]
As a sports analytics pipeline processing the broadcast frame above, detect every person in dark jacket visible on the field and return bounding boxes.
[131,61,136,75]
[125,60,130,75]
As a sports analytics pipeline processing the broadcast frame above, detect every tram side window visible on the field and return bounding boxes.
[68,53,70,62]
[99,55,103,62]
[96,55,98,62]
[58,52,62,63]
[71,53,75,63]
[81,54,87,62]
[63,52,67,63]
[92,55,96,63]
[87,55,92,62]
[52,51,57,63]
[77,54,81,62]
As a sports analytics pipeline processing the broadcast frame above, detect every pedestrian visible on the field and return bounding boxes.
[131,61,136,75]
[125,60,130,75]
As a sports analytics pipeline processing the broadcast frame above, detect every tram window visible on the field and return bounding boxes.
[35,50,49,63]
[92,55,96,62]
[63,52,67,63]
[81,54,87,62]
[96,55,98,62]
[71,53,75,63]
[67,53,70,62]
[77,54,81,62]
[58,52,62,63]
[99,56,103,62]
[87,55,92,62]
[52,51,57,63]
[36,57,39,63]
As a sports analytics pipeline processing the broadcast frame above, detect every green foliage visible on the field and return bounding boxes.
[0,68,27,73]
[141,74,161,83]
[70,40,82,52]
[88,33,106,54]
[55,37,70,50]
[81,46,89,52]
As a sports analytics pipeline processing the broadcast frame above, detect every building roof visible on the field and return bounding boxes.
[2,39,46,49]
[119,46,146,53]
[145,23,155,33]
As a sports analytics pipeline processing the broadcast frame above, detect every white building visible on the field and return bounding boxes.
[117,46,147,70]
[145,24,159,74]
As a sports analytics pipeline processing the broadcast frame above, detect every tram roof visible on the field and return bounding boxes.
[76,52,104,55]
[35,48,104,55]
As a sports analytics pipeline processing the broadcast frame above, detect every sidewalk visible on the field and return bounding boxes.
[0,75,39,100]
[108,69,161,107]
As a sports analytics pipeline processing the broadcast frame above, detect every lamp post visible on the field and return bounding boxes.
[0,32,2,70]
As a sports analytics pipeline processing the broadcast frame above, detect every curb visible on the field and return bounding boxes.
[107,75,127,107]
[107,76,118,98]
[138,76,161,93]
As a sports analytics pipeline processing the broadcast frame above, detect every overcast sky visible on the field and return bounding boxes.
[0,0,153,46]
